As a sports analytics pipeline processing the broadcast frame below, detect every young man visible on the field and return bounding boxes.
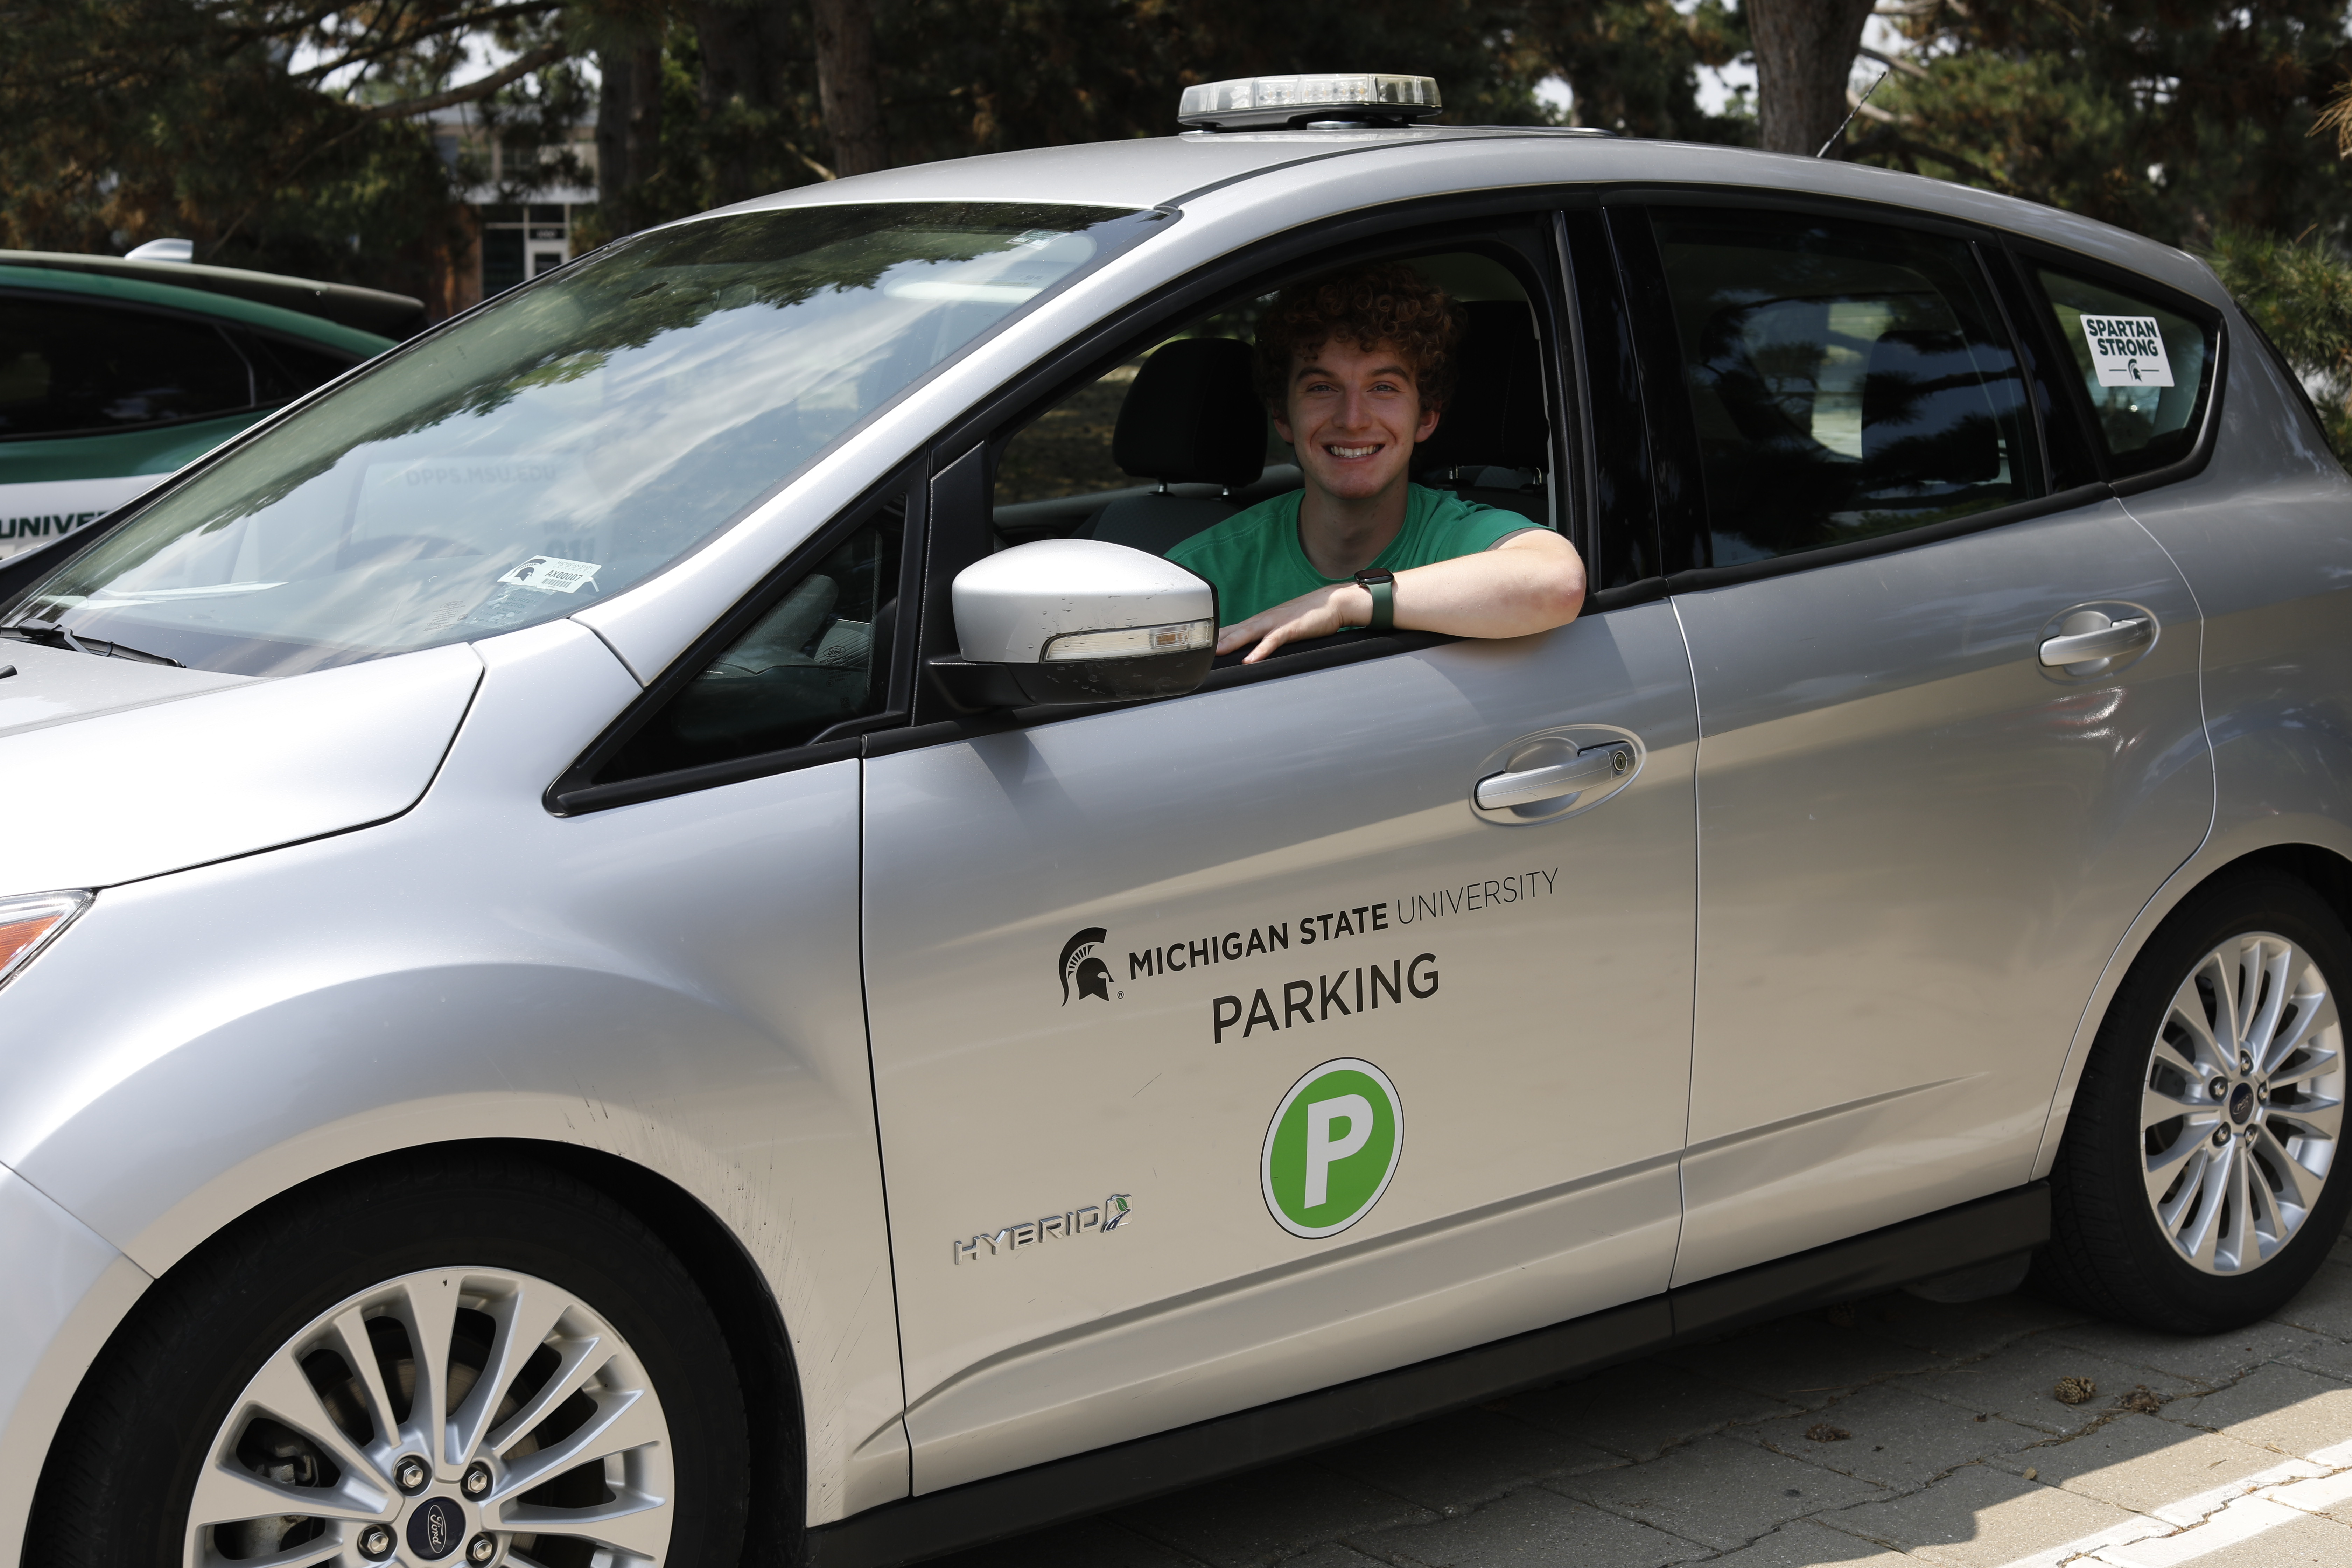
[1165,262,1586,663]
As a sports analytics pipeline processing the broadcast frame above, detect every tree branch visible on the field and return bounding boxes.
[356,37,566,120]
[294,0,566,81]
[1857,44,1933,80]
[1854,129,2001,186]
[780,139,836,181]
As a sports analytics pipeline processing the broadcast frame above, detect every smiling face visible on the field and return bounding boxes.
[1274,339,1442,505]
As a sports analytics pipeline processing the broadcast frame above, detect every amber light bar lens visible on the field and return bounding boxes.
[0,891,92,989]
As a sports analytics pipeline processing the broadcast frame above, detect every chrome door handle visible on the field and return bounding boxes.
[1475,743,1630,810]
[2038,615,2152,667]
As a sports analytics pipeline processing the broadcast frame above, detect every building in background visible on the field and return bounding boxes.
[427,108,598,313]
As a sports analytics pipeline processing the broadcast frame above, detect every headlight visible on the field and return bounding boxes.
[0,891,92,990]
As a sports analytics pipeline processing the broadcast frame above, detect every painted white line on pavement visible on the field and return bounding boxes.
[2147,1457,2328,1526]
[2267,1467,2352,1513]
[1988,1516,2169,1568]
[1988,1431,2352,1568]
[2093,1497,2311,1566]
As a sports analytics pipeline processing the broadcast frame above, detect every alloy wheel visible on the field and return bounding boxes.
[2140,931,2345,1275]
[186,1266,674,1567]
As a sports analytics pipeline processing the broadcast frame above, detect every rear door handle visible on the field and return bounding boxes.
[2038,614,2152,667]
[1476,743,1631,810]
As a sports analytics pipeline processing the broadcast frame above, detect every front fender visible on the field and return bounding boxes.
[0,621,905,1531]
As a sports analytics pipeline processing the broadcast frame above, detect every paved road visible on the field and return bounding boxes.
[926,1222,2352,1568]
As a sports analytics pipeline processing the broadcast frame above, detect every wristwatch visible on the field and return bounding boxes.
[1353,569,1396,633]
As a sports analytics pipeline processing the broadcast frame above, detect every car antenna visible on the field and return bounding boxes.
[1816,65,1891,158]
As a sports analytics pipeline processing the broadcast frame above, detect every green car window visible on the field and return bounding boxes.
[0,297,256,437]
[4,202,1146,677]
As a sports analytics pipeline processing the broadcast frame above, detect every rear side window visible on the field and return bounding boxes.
[0,296,254,437]
[2035,267,2215,475]
[239,331,358,406]
[1649,209,2042,566]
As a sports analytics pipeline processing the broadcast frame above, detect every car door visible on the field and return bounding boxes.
[859,217,1701,1494]
[1607,200,2215,1286]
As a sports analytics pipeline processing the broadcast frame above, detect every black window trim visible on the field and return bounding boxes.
[1556,206,1666,600]
[1974,243,2100,496]
[2000,234,2230,497]
[1590,183,2228,592]
[1600,203,1709,579]
[543,458,928,816]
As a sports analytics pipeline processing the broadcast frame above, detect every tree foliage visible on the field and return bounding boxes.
[2208,225,2352,453]
[1854,0,2352,250]
[0,0,591,301]
[5,0,1766,297]
[22,0,2352,336]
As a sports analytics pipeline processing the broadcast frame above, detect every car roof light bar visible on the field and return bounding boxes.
[1177,74,1442,132]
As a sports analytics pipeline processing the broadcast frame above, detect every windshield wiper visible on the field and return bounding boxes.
[0,624,183,667]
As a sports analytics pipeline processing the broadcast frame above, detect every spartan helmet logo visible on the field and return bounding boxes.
[1059,927,1112,1004]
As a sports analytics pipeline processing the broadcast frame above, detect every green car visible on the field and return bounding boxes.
[0,250,421,559]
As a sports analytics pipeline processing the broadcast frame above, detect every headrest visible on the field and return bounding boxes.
[1412,301,1548,477]
[1862,330,1999,486]
[1113,338,1266,491]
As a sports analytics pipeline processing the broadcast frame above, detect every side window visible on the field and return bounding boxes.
[1648,209,2043,566]
[236,330,360,406]
[2035,267,2216,475]
[594,508,902,784]
[994,308,1279,552]
[989,243,1558,570]
[0,295,255,437]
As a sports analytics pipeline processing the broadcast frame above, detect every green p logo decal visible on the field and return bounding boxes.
[1262,1058,1403,1238]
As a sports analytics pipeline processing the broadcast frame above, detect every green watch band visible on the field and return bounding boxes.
[1354,570,1396,633]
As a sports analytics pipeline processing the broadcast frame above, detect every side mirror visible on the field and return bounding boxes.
[929,539,1217,710]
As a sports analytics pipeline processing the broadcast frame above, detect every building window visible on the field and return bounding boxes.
[479,203,576,297]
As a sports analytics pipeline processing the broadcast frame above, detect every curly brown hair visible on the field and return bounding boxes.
[1252,262,1462,414]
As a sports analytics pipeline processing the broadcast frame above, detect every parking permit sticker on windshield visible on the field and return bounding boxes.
[2079,314,2175,388]
[498,556,602,593]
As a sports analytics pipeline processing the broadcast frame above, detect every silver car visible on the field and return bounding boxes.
[1,72,2345,1568]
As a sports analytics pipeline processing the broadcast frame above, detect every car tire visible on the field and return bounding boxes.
[2038,868,2352,1333]
[27,1151,751,1568]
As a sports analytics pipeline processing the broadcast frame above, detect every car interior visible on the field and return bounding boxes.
[1650,218,2039,566]
[988,250,1559,584]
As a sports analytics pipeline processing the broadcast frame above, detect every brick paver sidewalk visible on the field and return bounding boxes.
[927,1222,2352,1567]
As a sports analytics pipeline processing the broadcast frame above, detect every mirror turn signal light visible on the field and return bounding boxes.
[1041,620,1215,662]
[0,890,92,990]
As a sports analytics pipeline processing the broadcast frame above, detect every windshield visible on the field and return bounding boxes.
[3,201,1144,676]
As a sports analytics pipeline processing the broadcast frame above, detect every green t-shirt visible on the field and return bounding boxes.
[1165,484,1537,625]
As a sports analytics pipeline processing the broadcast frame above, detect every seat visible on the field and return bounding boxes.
[1860,329,2002,494]
[1084,338,1266,556]
[1410,300,1550,524]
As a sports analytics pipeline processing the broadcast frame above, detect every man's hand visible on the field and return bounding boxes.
[1216,528,1588,664]
[1217,582,1365,663]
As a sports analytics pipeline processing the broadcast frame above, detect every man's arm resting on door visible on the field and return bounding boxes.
[1217,528,1588,664]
